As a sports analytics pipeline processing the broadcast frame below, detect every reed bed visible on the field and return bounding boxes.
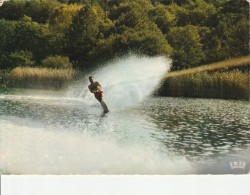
[158,71,249,100]
[165,56,250,78]
[8,67,78,89]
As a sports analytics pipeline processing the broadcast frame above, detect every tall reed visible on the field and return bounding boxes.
[8,67,78,89]
[157,71,249,100]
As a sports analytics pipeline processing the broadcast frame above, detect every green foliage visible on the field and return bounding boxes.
[14,16,65,62]
[219,0,249,15]
[110,0,152,32]
[178,0,217,26]
[90,26,173,65]
[167,25,205,70]
[0,49,35,70]
[0,19,17,69]
[149,4,176,34]
[7,50,35,69]
[0,0,248,72]
[65,4,112,64]
[49,4,83,32]
[0,19,16,50]
[89,0,172,66]
[58,0,69,3]
[0,0,26,21]
[0,0,61,23]
[41,55,72,69]
[214,0,249,59]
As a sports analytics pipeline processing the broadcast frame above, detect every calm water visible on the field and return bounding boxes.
[0,93,249,174]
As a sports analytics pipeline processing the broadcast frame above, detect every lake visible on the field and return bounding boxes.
[1,93,249,174]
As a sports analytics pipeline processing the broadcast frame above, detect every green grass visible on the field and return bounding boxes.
[157,71,249,100]
[7,67,78,90]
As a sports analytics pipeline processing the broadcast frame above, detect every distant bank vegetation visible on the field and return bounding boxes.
[0,55,77,90]
[157,70,249,100]
[8,67,78,89]
[0,0,248,71]
[0,0,249,99]
[156,57,250,100]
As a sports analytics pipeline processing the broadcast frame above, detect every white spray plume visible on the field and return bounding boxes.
[67,55,171,110]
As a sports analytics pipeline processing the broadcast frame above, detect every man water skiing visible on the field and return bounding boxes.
[88,76,109,113]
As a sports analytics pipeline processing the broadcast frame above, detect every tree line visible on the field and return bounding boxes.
[0,0,248,71]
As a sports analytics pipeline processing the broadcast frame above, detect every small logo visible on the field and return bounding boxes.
[229,161,247,170]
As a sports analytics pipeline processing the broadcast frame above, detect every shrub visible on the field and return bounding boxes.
[41,55,72,69]
[7,50,35,69]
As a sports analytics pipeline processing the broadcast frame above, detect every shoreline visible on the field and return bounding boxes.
[156,71,249,101]
[1,68,249,101]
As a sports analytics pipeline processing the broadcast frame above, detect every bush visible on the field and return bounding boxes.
[7,50,35,69]
[41,55,72,69]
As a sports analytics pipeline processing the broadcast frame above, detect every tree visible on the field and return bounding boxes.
[49,4,82,33]
[167,25,205,70]
[0,0,61,24]
[148,4,176,34]
[89,0,173,65]
[210,0,249,60]
[0,19,16,52]
[109,0,153,32]
[0,0,26,21]
[1,0,247,73]
[7,50,35,69]
[14,16,65,62]
[215,16,249,59]
[23,0,61,24]
[219,0,249,15]
[65,4,113,66]
[41,55,72,69]
[151,0,189,5]
[57,0,69,3]
[0,19,17,69]
[177,0,217,27]
[68,0,88,3]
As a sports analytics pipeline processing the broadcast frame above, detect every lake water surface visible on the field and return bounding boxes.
[1,56,249,174]
[1,93,249,174]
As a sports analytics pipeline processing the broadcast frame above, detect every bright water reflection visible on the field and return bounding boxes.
[0,94,249,174]
[140,98,250,156]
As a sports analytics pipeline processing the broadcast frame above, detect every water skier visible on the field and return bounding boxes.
[88,76,109,113]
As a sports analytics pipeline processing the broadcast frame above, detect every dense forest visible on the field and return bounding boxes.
[0,0,249,72]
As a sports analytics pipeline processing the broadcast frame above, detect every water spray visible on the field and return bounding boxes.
[67,55,171,110]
